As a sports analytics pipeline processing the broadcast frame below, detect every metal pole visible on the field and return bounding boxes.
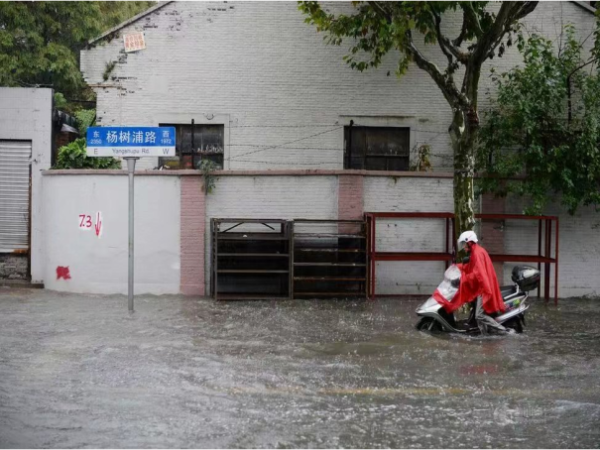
[554,218,559,305]
[125,157,139,312]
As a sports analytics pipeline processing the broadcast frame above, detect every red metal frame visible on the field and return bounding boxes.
[365,212,559,304]
[365,212,455,300]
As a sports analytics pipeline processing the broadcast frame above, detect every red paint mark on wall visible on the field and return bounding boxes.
[94,212,102,237]
[56,266,71,280]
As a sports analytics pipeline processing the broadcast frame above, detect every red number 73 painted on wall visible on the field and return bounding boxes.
[79,215,93,228]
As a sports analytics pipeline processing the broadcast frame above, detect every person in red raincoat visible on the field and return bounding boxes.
[456,231,512,335]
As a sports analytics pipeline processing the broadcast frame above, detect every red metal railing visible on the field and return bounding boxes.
[365,212,559,304]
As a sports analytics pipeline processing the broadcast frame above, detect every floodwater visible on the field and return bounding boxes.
[0,289,599,448]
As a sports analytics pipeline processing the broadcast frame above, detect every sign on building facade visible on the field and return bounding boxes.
[123,32,146,53]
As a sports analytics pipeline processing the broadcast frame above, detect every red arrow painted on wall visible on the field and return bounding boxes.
[94,212,102,237]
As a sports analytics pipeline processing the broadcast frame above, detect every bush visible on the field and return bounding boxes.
[74,109,96,135]
[54,138,121,169]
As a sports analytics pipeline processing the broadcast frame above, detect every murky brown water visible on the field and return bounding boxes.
[1,288,599,448]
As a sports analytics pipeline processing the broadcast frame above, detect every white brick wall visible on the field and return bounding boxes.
[81,2,596,172]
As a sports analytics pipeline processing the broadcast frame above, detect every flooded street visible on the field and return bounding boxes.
[0,289,599,448]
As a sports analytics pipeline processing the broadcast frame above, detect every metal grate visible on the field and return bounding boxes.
[211,219,292,300]
[210,218,368,300]
[292,220,367,299]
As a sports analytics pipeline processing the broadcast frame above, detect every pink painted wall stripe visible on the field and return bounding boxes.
[338,175,364,221]
[180,177,205,296]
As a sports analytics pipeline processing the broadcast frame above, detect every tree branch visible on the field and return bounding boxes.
[432,10,469,65]
[404,30,469,109]
[472,2,537,66]
[432,10,454,69]
[464,3,484,38]
[512,1,538,21]
[453,11,469,47]
[568,57,597,79]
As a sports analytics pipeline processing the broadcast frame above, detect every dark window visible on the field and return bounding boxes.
[158,122,224,169]
[344,126,410,171]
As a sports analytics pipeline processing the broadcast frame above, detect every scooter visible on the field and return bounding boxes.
[415,264,540,334]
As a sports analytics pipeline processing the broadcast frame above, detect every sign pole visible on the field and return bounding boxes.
[125,157,139,312]
[86,126,175,312]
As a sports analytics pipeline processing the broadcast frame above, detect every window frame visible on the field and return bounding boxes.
[154,113,230,170]
[158,120,225,170]
[344,124,411,171]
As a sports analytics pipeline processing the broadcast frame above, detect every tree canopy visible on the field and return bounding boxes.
[477,26,600,215]
[0,1,153,108]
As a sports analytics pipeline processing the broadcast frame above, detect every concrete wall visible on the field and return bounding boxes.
[0,88,53,283]
[42,174,181,294]
[41,171,600,298]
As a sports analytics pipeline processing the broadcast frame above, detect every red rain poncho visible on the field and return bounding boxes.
[456,243,506,315]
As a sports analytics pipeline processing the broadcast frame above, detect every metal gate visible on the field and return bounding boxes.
[0,141,32,252]
[210,218,367,300]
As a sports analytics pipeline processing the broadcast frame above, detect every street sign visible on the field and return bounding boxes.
[86,127,176,157]
[85,126,177,312]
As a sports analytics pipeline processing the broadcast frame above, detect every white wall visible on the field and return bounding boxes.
[0,88,53,284]
[363,176,455,295]
[503,198,600,298]
[42,174,181,294]
[39,172,600,298]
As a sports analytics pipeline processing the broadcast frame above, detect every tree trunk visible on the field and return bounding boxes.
[450,110,477,243]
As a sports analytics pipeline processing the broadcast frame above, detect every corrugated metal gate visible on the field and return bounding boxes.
[0,141,32,252]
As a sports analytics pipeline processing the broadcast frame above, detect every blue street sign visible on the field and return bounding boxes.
[86,126,176,157]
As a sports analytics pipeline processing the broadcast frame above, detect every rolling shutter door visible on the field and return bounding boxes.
[0,141,31,252]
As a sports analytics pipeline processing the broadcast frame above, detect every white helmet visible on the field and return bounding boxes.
[457,230,478,251]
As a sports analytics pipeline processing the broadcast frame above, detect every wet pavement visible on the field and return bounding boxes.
[0,289,599,448]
